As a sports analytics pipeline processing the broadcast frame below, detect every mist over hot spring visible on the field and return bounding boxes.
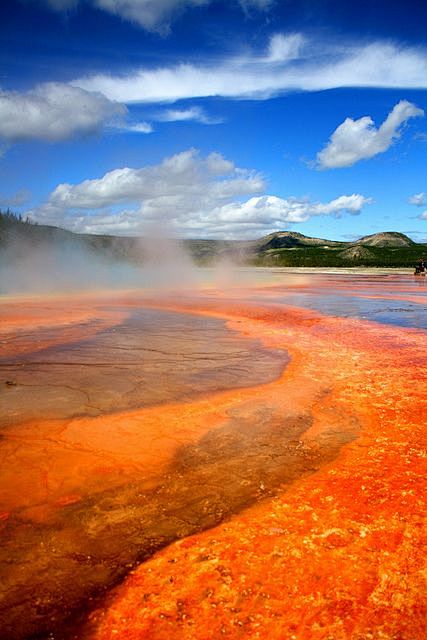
[0,231,247,295]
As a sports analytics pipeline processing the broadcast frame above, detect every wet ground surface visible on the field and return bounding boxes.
[0,272,426,640]
[0,296,296,639]
[1,402,358,640]
[0,307,286,425]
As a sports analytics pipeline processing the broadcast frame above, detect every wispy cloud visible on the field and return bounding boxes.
[408,192,427,220]
[316,100,424,169]
[154,106,222,124]
[0,83,126,142]
[239,0,274,11]
[26,148,372,238]
[94,0,209,34]
[35,0,272,33]
[73,35,427,103]
[44,0,78,8]
[264,33,305,63]
[0,189,31,208]
[114,121,154,133]
[409,192,426,206]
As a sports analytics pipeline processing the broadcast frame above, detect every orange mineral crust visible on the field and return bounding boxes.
[0,293,129,358]
[0,274,425,640]
[83,295,426,640]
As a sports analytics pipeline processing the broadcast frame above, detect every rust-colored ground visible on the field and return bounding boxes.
[0,273,426,640]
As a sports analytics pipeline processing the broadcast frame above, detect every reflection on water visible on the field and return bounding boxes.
[273,292,426,328]
[250,272,427,329]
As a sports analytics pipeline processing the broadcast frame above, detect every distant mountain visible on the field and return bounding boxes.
[1,210,425,269]
[255,231,345,251]
[353,232,415,247]
[243,230,424,268]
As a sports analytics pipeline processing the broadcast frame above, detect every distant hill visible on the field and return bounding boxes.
[242,230,424,268]
[0,211,142,263]
[354,232,415,247]
[255,231,345,251]
[1,210,425,269]
[249,231,425,268]
[338,246,374,261]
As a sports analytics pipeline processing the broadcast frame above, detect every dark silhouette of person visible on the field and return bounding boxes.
[414,258,426,274]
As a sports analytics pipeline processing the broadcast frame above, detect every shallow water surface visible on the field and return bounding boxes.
[252,272,427,328]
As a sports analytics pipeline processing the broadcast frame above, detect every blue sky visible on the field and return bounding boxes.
[1,0,426,241]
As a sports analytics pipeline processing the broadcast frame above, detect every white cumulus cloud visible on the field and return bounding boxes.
[212,194,370,227]
[43,148,264,210]
[0,83,126,142]
[316,100,424,169]
[26,149,372,238]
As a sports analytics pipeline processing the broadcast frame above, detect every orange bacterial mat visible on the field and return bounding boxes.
[0,272,425,640]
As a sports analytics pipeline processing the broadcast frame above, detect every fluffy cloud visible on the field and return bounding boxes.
[210,194,371,227]
[0,81,220,144]
[409,192,426,206]
[0,83,126,142]
[41,149,264,210]
[27,149,372,238]
[73,36,427,103]
[37,0,272,32]
[316,101,424,169]
[419,211,427,220]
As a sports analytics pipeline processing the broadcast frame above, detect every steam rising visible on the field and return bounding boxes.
[138,230,202,290]
[0,231,244,296]
[0,239,137,295]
